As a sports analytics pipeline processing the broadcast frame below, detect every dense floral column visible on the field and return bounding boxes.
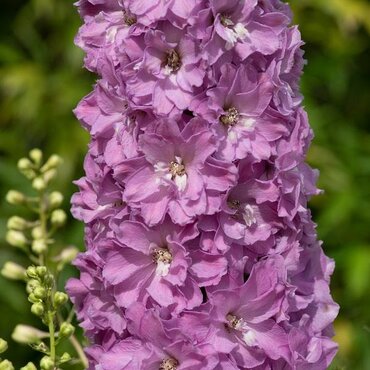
[67,1,339,369]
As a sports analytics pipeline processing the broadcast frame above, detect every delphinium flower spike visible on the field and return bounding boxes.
[69,1,339,369]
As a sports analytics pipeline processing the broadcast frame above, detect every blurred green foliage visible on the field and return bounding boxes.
[0,0,369,368]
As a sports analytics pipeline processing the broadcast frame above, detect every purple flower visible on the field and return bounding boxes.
[205,257,291,368]
[102,219,202,312]
[70,0,339,368]
[191,0,288,64]
[127,25,206,116]
[192,63,289,161]
[117,118,237,225]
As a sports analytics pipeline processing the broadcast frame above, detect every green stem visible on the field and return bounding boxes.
[69,334,88,369]
[48,311,56,365]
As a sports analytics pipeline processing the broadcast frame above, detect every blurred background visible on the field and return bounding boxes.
[0,0,369,368]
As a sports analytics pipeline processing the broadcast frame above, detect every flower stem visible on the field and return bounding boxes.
[48,311,56,366]
[69,334,88,368]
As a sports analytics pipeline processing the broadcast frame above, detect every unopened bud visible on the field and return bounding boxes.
[6,190,25,205]
[26,279,40,293]
[51,209,67,227]
[1,262,26,281]
[26,266,38,278]
[32,239,47,254]
[7,216,28,230]
[20,362,37,370]
[36,266,47,277]
[0,360,14,370]
[12,325,49,344]
[60,352,71,363]
[6,230,27,248]
[33,287,47,299]
[31,302,44,316]
[31,226,43,240]
[40,356,54,370]
[59,323,74,338]
[54,292,68,306]
[59,247,79,264]
[41,155,62,172]
[29,149,43,166]
[49,191,63,208]
[17,158,33,171]
[0,339,8,354]
[28,293,39,304]
[32,177,46,191]
[42,169,57,184]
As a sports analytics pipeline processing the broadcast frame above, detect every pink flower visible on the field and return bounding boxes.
[117,118,237,225]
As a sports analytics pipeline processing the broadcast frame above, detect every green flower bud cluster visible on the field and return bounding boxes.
[1,149,88,369]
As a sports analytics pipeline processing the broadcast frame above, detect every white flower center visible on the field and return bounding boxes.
[242,330,257,347]
[164,49,182,75]
[159,358,178,370]
[220,15,249,49]
[152,248,172,277]
[242,204,257,227]
[220,107,239,127]
[226,314,246,331]
[169,157,187,191]
[226,314,258,347]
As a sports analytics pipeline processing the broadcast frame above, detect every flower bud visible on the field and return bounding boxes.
[59,246,79,264]
[20,362,37,370]
[32,177,46,191]
[31,226,43,240]
[17,158,33,171]
[60,352,71,363]
[32,239,47,254]
[41,155,62,172]
[33,286,47,299]
[49,191,63,208]
[28,293,39,304]
[0,360,14,370]
[54,292,68,306]
[0,338,8,354]
[5,190,25,205]
[51,209,67,227]
[29,149,43,166]
[12,325,49,344]
[42,169,57,184]
[36,266,47,277]
[7,216,28,230]
[59,323,74,338]
[1,262,26,281]
[40,356,54,370]
[6,230,27,248]
[31,302,44,317]
[26,266,38,279]
[26,279,40,293]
